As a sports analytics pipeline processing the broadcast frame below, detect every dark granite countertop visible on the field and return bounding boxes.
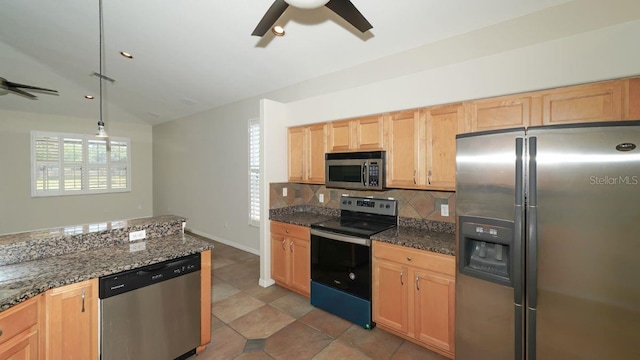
[269,212,337,227]
[0,233,213,312]
[373,226,455,256]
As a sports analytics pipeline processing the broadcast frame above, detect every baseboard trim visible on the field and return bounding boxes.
[259,278,276,288]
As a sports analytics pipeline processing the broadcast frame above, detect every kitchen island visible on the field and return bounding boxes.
[0,215,213,359]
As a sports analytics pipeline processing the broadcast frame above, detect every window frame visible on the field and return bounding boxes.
[30,131,131,197]
[248,118,261,227]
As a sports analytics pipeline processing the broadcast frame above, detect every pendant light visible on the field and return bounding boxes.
[96,0,109,138]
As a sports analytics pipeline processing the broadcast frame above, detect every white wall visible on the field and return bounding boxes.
[0,110,153,234]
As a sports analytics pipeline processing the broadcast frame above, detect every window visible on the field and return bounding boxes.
[31,131,131,197]
[248,119,260,227]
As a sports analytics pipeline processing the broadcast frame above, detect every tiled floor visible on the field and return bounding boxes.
[194,238,450,360]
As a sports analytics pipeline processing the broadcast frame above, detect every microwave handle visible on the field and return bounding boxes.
[362,163,368,187]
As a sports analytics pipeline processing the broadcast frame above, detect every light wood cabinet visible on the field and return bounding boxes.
[270,221,311,297]
[423,105,464,190]
[44,278,98,360]
[288,124,327,184]
[373,242,455,359]
[467,94,537,132]
[198,250,212,354]
[385,110,421,188]
[0,296,40,360]
[327,115,385,152]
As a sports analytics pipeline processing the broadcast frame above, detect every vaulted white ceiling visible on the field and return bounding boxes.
[1,0,636,125]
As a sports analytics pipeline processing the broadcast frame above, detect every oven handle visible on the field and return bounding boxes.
[311,229,371,247]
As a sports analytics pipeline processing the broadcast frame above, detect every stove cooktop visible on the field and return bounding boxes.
[311,218,396,238]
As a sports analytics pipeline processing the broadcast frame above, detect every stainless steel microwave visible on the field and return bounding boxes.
[325,151,386,190]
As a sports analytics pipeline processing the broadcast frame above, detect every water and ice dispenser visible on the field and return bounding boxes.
[459,216,514,287]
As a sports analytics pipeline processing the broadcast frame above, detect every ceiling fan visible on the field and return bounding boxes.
[252,0,372,36]
[0,77,58,99]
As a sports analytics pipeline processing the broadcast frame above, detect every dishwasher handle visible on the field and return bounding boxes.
[135,256,197,275]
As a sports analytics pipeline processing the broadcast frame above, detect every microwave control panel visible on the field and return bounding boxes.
[367,162,380,187]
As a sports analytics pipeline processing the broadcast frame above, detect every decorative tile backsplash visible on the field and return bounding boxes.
[269,183,456,224]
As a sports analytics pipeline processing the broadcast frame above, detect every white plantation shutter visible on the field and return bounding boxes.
[31,131,130,196]
[249,119,260,226]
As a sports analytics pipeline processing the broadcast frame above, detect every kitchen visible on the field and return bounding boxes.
[2,1,640,359]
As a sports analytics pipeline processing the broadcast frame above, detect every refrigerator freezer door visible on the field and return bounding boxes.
[455,128,525,360]
[528,122,640,360]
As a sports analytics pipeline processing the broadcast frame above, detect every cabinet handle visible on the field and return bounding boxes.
[285,229,289,234]
[416,275,420,291]
[290,241,294,252]
[400,269,404,285]
[413,170,417,185]
[428,170,432,185]
[407,256,412,261]
[281,239,286,250]
[81,289,86,313]
[0,329,3,337]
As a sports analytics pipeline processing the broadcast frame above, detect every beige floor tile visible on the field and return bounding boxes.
[196,325,246,360]
[211,292,265,323]
[212,256,236,269]
[270,292,314,319]
[211,315,226,332]
[337,325,404,360]
[391,341,450,360]
[300,308,352,339]
[228,305,295,339]
[265,321,332,360]
[244,283,289,303]
[312,341,371,360]
[233,352,274,360]
[211,280,241,303]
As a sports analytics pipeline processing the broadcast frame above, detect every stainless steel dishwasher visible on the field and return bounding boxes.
[99,253,201,360]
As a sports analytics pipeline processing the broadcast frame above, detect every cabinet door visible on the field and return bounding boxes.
[386,110,421,188]
[373,259,409,334]
[541,80,623,125]
[424,105,464,190]
[468,95,532,132]
[289,237,311,296]
[328,120,352,152]
[414,271,455,354]
[355,116,384,150]
[0,327,39,360]
[45,278,98,360]
[288,126,306,182]
[270,234,289,285]
[307,124,327,184]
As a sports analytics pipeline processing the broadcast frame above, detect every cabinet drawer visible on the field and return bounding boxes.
[0,297,38,346]
[374,242,454,277]
[270,221,309,239]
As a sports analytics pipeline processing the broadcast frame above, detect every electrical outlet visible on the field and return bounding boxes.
[282,187,288,196]
[441,204,449,217]
[318,194,324,203]
[129,230,146,241]
[129,241,146,252]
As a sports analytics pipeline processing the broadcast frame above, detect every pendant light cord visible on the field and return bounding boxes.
[99,0,104,127]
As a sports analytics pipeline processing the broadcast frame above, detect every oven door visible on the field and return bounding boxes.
[310,229,371,300]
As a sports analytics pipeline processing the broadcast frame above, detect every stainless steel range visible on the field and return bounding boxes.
[310,196,397,329]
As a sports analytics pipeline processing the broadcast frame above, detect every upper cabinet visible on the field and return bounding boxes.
[327,115,385,152]
[467,94,537,132]
[288,124,327,184]
[385,105,463,191]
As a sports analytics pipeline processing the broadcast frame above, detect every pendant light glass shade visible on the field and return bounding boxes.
[284,0,329,9]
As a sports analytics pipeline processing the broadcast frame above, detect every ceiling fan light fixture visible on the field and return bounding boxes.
[272,25,285,36]
[96,120,108,138]
[120,51,133,59]
[284,0,329,9]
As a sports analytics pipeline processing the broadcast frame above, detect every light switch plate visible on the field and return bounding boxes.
[441,204,449,217]
[282,187,287,197]
[318,194,324,203]
[129,230,146,241]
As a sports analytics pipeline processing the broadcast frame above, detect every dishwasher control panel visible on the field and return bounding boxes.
[99,253,201,299]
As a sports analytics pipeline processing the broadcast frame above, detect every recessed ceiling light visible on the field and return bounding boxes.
[85,95,95,99]
[272,25,285,36]
[120,51,133,59]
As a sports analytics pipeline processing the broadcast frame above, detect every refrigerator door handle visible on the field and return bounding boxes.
[514,137,525,359]
[527,136,539,360]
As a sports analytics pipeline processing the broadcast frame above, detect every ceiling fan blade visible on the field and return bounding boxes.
[6,80,58,93]
[325,0,372,33]
[7,87,37,99]
[252,0,289,36]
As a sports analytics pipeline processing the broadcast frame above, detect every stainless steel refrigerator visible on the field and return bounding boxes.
[455,121,640,360]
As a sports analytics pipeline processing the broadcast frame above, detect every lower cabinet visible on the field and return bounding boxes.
[373,242,455,359]
[0,296,40,360]
[43,278,98,360]
[270,221,311,297]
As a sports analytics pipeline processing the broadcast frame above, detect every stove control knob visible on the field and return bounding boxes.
[349,272,356,281]
[385,204,391,209]
[342,200,347,205]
